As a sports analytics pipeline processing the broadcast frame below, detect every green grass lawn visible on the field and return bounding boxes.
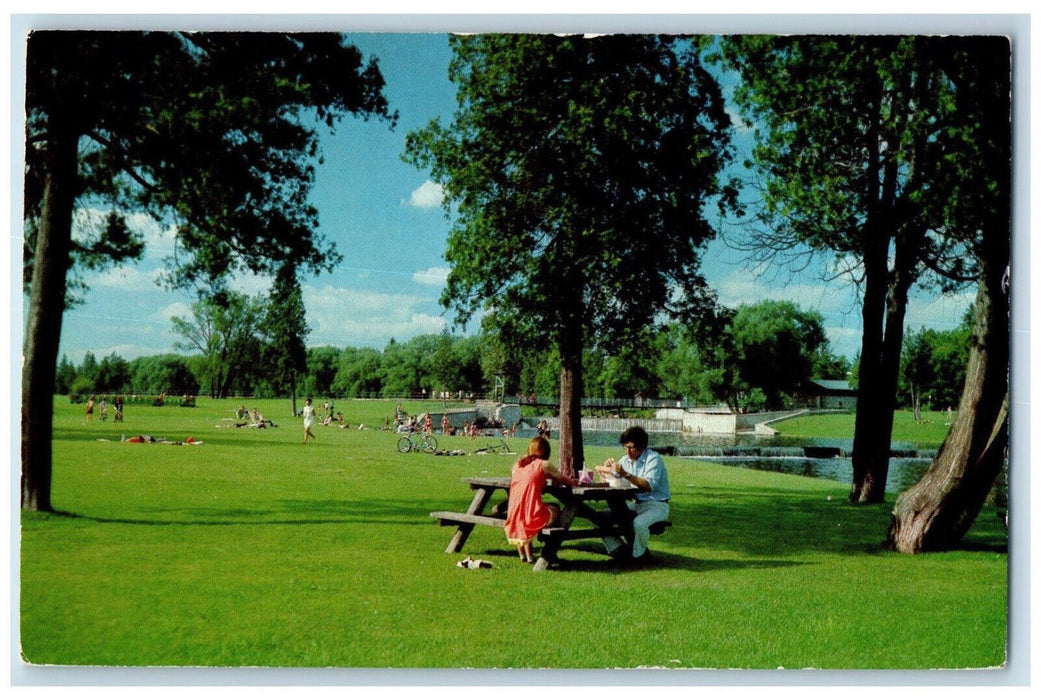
[773,409,955,449]
[19,397,1007,669]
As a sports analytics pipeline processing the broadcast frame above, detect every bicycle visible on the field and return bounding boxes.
[397,431,438,454]
[473,437,512,455]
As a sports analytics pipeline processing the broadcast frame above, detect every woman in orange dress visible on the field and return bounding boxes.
[504,436,579,563]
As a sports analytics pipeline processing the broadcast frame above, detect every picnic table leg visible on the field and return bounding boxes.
[531,548,555,572]
[599,498,636,555]
[445,525,475,554]
[445,487,496,553]
[533,503,577,572]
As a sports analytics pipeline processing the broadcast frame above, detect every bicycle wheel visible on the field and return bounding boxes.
[422,435,438,453]
[396,436,413,453]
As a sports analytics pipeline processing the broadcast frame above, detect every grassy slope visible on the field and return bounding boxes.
[774,409,955,449]
[19,398,1007,669]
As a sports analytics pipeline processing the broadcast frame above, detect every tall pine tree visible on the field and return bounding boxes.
[262,263,310,417]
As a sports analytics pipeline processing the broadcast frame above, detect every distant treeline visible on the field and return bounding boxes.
[55,300,970,412]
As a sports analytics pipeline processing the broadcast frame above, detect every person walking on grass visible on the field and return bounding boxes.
[302,397,317,444]
[597,425,671,565]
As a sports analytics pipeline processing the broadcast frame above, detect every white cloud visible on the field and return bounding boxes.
[227,270,274,297]
[90,265,164,293]
[91,342,174,361]
[714,271,864,359]
[86,256,274,299]
[715,270,858,317]
[154,301,193,323]
[406,181,445,209]
[72,207,180,263]
[412,266,450,286]
[303,284,446,348]
[74,207,185,293]
[126,213,179,259]
[823,325,864,360]
[69,207,112,244]
[711,265,978,360]
[59,300,183,362]
[906,290,975,330]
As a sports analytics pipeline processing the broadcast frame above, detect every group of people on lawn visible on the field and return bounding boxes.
[504,425,670,566]
[234,404,276,429]
[85,395,124,423]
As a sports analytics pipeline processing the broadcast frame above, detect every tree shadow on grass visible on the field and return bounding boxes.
[676,485,1008,557]
[558,552,805,575]
[955,538,1008,554]
[35,485,1007,559]
[446,486,892,563]
[471,544,804,574]
[38,497,448,528]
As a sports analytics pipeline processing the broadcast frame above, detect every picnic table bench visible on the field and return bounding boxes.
[431,476,671,571]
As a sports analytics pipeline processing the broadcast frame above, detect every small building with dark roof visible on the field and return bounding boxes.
[803,378,857,410]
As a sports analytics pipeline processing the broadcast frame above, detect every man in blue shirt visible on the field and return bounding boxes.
[600,425,671,564]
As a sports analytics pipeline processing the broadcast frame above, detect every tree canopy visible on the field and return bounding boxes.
[715,35,1009,502]
[404,33,737,470]
[899,318,972,421]
[22,31,396,510]
[730,300,828,407]
[25,32,396,293]
[171,291,265,399]
[887,38,1011,552]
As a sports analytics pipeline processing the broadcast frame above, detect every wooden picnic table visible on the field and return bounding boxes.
[431,475,648,571]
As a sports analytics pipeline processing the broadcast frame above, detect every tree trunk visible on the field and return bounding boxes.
[556,320,585,478]
[850,225,919,503]
[220,367,235,399]
[849,239,890,503]
[22,122,79,511]
[867,255,916,492]
[887,249,1009,553]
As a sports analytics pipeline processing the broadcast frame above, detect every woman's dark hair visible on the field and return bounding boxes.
[619,426,649,451]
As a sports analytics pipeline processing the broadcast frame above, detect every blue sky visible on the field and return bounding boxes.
[21,30,985,367]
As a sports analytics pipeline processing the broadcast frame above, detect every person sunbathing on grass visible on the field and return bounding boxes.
[123,435,201,445]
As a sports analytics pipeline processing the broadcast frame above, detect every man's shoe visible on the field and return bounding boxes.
[630,551,654,566]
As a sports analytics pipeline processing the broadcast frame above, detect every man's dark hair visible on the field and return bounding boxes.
[620,426,649,451]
